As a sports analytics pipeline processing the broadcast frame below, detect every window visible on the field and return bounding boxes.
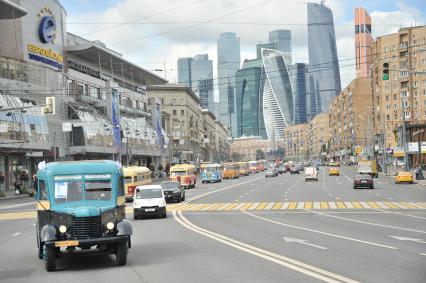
[386,96,389,101]
[38,180,48,200]
[386,114,390,120]
[400,71,409,78]
[394,94,397,100]
[384,47,388,52]
[400,90,409,97]
[54,180,83,203]
[394,113,398,119]
[393,74,397,81]
[414,81,418,88]
[85,180,112,201]
[172,110,177,116]
[424,90,426,96]
[89,86,100,99]
[181,109,184,116]
[386,104,390,110]
[392,45,396,51]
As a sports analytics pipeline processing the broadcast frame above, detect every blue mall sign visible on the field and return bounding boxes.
[39,15,56,44]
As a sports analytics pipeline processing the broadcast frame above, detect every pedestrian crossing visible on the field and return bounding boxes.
[164,201,426,212]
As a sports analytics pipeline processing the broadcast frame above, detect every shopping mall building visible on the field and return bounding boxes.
[0,0,168,190]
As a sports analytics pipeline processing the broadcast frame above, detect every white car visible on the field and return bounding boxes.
[133,185,167,219]
[305,167,318,181]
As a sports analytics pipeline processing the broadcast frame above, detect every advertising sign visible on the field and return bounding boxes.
[421,141,426,154]
[407,142,419,153]
[393,146,404,157]
[355,146,362,155]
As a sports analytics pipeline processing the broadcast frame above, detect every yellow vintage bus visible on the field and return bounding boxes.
[238,162,250,176]
[123,166,152,201]
[170,164,197,189]
[222,162,240,179]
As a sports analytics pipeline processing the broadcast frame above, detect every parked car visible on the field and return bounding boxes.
[353,174,374,189]
[277,165,286,174]
[394,172,414,184]
[329,167,339,176]
[133,185,167,219]
[290,165,302,174]
[161,181,185,203]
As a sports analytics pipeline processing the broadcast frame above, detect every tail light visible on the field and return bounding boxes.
[128,185,136,194]
[177,176,181,182]
[184,177,190,183]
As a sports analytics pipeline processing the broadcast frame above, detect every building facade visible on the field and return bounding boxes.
[355,7,373,79]
[230,136,283,162]
[290,63,308,124]
[268,29,292,66]
[283,124,309,161]
[217,32,241,136]
[261,48,294,139]
[177,57,192,88]
[307,2,341,113]
[328,78,373,160]
[308,113,330,158]
[191,54,214,112]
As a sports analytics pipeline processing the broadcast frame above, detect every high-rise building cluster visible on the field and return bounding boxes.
[177,2,341,141]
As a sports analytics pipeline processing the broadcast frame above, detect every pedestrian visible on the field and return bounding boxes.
[14,178,22,195]
[414,165,419,180]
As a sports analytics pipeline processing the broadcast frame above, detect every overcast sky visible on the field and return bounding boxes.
[61,0,425,97]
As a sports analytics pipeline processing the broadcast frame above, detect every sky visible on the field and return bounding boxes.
[61,0,426,99]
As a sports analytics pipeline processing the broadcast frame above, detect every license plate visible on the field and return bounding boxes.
[55,240,79,247]
[361,180,367,183]
[145,208,155,212]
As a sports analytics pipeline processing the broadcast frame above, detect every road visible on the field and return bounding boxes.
[0,166,425,282]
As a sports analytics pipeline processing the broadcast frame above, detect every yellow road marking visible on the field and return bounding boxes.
[352,202,363,209]
[304,202,313,209]
[320,202,329,209]
[256,202,268,210]
[272,202,283,210]
[288,202,297,209]
[207,203,225,211]
[336,202,346,209]
[192,204,212,211]
[0,211,36,220]
[401,202,417,209]
[367,202,380,209]
[383,202,399,209]
[240,203,253,210]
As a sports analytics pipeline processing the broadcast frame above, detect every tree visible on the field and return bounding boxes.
[256,149,265,160]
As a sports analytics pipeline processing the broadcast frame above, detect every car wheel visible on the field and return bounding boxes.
[44,245,56,272]
[162,210,167,218]
[116,241,128,266]
[182,192,185,201]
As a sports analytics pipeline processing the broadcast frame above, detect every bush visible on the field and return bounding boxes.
[0,191,5,198]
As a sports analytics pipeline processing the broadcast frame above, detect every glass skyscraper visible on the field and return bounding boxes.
[269,29,292,66]
[235,58,266,138]
[177,57,192,88]
[217,32,240,136]
[261,48,293,139]
[307,2,341,113]
[290,63,308,124]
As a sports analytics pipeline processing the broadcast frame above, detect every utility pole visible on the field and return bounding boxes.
[401,96,409,171]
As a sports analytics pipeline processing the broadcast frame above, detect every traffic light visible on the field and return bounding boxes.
[382,63,389,81]
[42,97,55,114]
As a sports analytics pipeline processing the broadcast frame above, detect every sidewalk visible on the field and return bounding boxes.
[0,189,31,201]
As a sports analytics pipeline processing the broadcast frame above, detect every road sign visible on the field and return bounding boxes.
[393,146,404,157]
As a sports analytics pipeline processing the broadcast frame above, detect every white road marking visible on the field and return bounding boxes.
[374,208,426,220]
[313,202,320,209]
[0,202,34,210]
[233,203,246,210]
[359,202,371,209]
[339,170,354,183]
[283,237,328,250]
[12,232,20,237]
[388,235,426,244]
[375,202,388,209]
[418,253,426,256]
[249,203,260,210]
[174,211,358,283]
[265,202,275,210]
[296,202,305,209]
[344,202,354,209]
[242,210,398,250]
[409,202,425,209]
[328,202,337,209]
[280,202,290,209]
[305,210,426,234]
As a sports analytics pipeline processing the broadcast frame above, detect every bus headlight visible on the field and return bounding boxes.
[106,221,115,230]
[58,225,67,234]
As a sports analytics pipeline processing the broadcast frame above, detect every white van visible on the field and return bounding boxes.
[133,185,167,219]
[305,167,318,181]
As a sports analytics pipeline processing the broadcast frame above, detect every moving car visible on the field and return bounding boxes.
[35,160,132,271]
[265,168,278,177]
[133,185,167,219]
[291,165,303,174]
[123,166,151,201]
[394,171,414,184]
[238,162,250,176]
[304,167,318,181]
[161,181,185,202]
[249,160,259,174]
[358,160,378,178]
[170,164,197,189]
[201,163,222,183]
[353,174,374,189]
[329,167,339,176]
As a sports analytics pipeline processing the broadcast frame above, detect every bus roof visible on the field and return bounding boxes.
[205,163,222,167]
[123,166,150,175]
[37,160,120,178]
[170,164,196,171]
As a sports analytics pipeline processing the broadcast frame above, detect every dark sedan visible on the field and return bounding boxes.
[353,174,374,189]
[161,181,185,203]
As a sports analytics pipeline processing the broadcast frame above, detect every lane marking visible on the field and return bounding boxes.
[12,232,20,237]
[305,202,313,209]
[305,209,426,234]
[0,202,35,210]
[372,208,426,220]
[249,203,260,210]
[174,211,358,283]
[272,202,283,210]
[241,210,398,250]
[283,237,328,250]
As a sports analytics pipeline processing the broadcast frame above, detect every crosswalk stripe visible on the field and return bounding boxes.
[249,203,260,210]
[296,202,305,209]
[328,202,337,209]
[192,204,212,211]
[359,202,371,209]
[401,202,418,209]
[392,202,408,209]
[313,202,320,209]
[375,202,388,209]
[288,202,297,209]
[416,202,426,208]
[344,202,354,209]
[336,202,346,209]
[352,202,363,209]
[408,202,424,209]
[265,202,275,210]
[272,202,283,209]
[225,203,241,211]
[383,202,399,209]
[256,202,269,210]
[304,202,313,209]
[233,203,247,210]
[367,202,380,209]
[218,203,233,210]
[320,202,329,209]
[208,203,225,211]
[280,202,290,209]
[201,203,219,211]
[241,203,253,210]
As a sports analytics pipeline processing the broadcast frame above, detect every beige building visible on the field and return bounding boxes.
[230,136,282,161]
[308,113,330,158]
[201,109,216,162]
[215,121,231,161]
[283,124,309,160]
[372,26,426,151]
[328,77,374,158]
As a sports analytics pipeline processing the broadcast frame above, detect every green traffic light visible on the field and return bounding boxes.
[383,74,389,81]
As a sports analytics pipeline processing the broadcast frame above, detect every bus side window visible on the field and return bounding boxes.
[118,176,124,196]
[39,180,48,200]
[137,175,144,182]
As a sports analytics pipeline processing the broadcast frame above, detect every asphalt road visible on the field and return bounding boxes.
[0,166,425,282]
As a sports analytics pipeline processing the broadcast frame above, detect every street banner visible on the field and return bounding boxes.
[407,142,419,154]
[111,88,121,151]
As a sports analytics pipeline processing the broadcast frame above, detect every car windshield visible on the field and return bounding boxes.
[205,167,219,172]
[162,182,179,190]
[135,188,163,199]
[54,180,83,203]
[357,175,371,180]
[171,171,186,176]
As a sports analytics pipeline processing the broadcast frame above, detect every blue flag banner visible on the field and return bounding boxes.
[111,89,121,150]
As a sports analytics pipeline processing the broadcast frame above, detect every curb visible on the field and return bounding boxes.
[0,193,31,202]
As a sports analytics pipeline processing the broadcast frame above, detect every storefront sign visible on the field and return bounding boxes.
[28,43,63,70]
[422,142,426,154]
[407,142,419,153]
[68,61,101,78]
[393,146,404,157]
[355,146,362,155]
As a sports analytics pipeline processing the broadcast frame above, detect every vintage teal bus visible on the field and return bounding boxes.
[35,160,132,271]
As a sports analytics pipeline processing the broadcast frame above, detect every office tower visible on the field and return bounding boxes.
[217,32,241,136]
[355,7,373,78]
[235,58,267,138]
[307,2,341,113]
[261,48,293,139]
[256,42,277,59]
[290,63,308,124]
[269,29,292,66]
[177,57,192,87]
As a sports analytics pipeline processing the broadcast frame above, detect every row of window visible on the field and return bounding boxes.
[383,37,426,52]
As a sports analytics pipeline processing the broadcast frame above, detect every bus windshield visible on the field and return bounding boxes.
[171,171,187,176]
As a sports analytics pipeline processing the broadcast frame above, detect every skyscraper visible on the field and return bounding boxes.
[191,54,214,111]
[355,7,373,78]
[307,2,341,113]
[217,32,241,136]
[269,29,292,66]
[177,57,192,87]
[235,58,267,138]
[290,63,308,124]
[261,48,293,139]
